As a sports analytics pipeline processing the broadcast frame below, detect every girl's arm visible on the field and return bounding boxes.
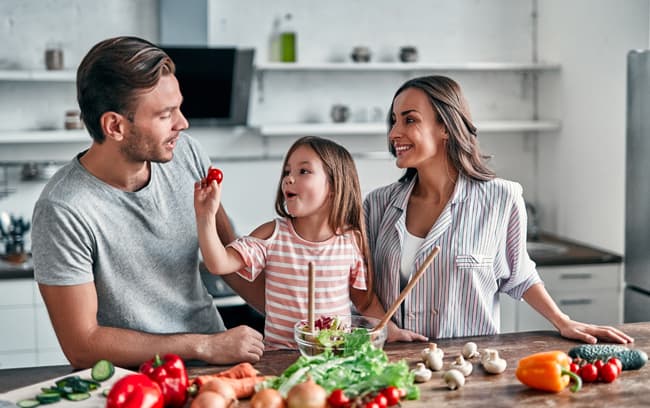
[194,181,246,275]
[523,283,633,343]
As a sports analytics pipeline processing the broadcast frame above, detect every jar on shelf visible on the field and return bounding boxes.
[64,110,83,130]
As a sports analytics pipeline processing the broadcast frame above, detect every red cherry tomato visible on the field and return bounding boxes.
[381,386,401,406]
[206,167,223,185]
[607,357,623,375]
[327,389,350,408]
[579,363,599,382]
[594,359,605,371]
[600,362,619,383]
[373,393,388,408]
[569,362,580,374]
[364,402,380,408]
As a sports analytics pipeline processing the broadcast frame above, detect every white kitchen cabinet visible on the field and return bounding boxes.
[0,279,67,369]
[499,263,624,333]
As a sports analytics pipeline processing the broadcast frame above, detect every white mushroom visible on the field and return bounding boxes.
[450,355,473,377]
[443,369,465,390]
[412,362,433,383]
[421,342,444,371]
[462,342,480,359]
[481,349,507,374]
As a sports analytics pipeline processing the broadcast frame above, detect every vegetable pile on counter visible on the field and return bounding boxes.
[259,330,417,407]
[16,359,115,407]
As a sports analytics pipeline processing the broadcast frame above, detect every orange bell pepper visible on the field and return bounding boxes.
[516,350,582,393]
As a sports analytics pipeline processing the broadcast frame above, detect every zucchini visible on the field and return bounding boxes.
[35,392,60,405]
[91,359,115,382]
[568,344,648,370]
[64,392,91,402]
[16,400,40,408]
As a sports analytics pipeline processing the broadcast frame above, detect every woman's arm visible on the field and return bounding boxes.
[523,283,633,344]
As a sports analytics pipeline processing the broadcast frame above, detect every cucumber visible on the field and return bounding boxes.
[64,392,91,402]
[568,344,648,370]
[91,359,115,382]
[35,392,60,405]
[16,400,40,408]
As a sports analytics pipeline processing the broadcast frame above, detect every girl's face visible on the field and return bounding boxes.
[389,87,448,170]
[282,145,332,218]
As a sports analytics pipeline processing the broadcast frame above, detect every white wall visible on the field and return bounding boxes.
[537,0,649,253]
[1,0,648,251]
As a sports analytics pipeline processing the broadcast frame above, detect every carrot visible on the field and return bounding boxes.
[214,362,260,379]
[194,375,265,399]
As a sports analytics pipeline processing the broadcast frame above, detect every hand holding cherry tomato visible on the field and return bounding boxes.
[206,167,223,185]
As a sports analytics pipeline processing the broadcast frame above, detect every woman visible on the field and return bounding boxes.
[364,75,632,344]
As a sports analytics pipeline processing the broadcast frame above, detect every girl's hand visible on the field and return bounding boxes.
[556,318,634,344]
[194,179,222,220]
[386,322,428,342]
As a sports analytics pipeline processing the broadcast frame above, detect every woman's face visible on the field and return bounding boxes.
[281,145,332,218]
[389,87,448,170]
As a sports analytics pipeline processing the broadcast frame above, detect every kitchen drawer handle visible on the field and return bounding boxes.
[559,299,593,306]
[559,273,593,280]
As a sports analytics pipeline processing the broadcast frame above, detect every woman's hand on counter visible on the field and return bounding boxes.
[555,318,635,344]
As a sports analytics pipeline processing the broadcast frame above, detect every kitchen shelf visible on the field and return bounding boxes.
[0,129,88,144]
[255,61,561,72]
[0,70,76,82]
[258,120,561,137]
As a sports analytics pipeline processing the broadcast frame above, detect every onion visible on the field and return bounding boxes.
[286,377,327,408]
[199,378,237,407]
[251,388,286,408]
[190,391,228,408]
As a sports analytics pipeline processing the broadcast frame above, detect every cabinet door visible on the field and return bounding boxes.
[0,351,37,369]
[539,264,623,291]
[499,294,518,333]
[0,307,36,352]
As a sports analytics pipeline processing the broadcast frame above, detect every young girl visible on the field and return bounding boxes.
[194,136,424,349]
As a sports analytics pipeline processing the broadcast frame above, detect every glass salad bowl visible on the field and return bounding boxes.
[294,315,387,357]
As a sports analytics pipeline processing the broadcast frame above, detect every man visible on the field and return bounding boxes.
[31,36,264,368]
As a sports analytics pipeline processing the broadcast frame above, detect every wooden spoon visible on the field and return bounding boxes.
[308,261,315,334]
[374,245,441,332]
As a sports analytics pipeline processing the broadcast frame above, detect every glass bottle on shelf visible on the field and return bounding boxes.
[279,13,296,62]
[268,16,281,62]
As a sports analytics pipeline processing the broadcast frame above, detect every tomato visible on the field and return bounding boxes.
[600,362,619,383]
[569,362,580,374]
[381,386,401,406]
[373,394,388,408]
[206,167,223,185]
[364,402,380,408]
[607,357,623,375]
[594,359,605,372]
[579,363,599,382]
[327,389,349,408]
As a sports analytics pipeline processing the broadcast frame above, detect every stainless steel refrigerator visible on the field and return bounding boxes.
[625,49,650,322]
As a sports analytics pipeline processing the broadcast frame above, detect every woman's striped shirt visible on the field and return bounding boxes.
[228,217,367,349]
[363,174,541,339]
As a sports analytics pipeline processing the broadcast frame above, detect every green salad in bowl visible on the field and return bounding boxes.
[294,315,387,357]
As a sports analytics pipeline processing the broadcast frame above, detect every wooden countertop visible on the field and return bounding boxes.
[1,322,648,407]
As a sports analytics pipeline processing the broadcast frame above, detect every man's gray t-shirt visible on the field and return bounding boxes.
[32,133,225,334]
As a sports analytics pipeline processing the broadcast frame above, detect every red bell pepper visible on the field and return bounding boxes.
[106,373,164,408]
[139,354,189,408]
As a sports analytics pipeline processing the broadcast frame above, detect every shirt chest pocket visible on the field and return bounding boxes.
[455,254,494,271]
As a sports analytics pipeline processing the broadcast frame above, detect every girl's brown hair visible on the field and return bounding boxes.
[388,75,495,182]
[274,136,374,306]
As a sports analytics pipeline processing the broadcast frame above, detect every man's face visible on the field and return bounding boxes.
[121,74,188,163]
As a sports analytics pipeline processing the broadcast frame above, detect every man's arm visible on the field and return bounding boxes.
[39,282,264,368]
[215,204,266,314]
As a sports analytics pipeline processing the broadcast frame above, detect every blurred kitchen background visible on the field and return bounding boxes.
[0,0,649,368]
